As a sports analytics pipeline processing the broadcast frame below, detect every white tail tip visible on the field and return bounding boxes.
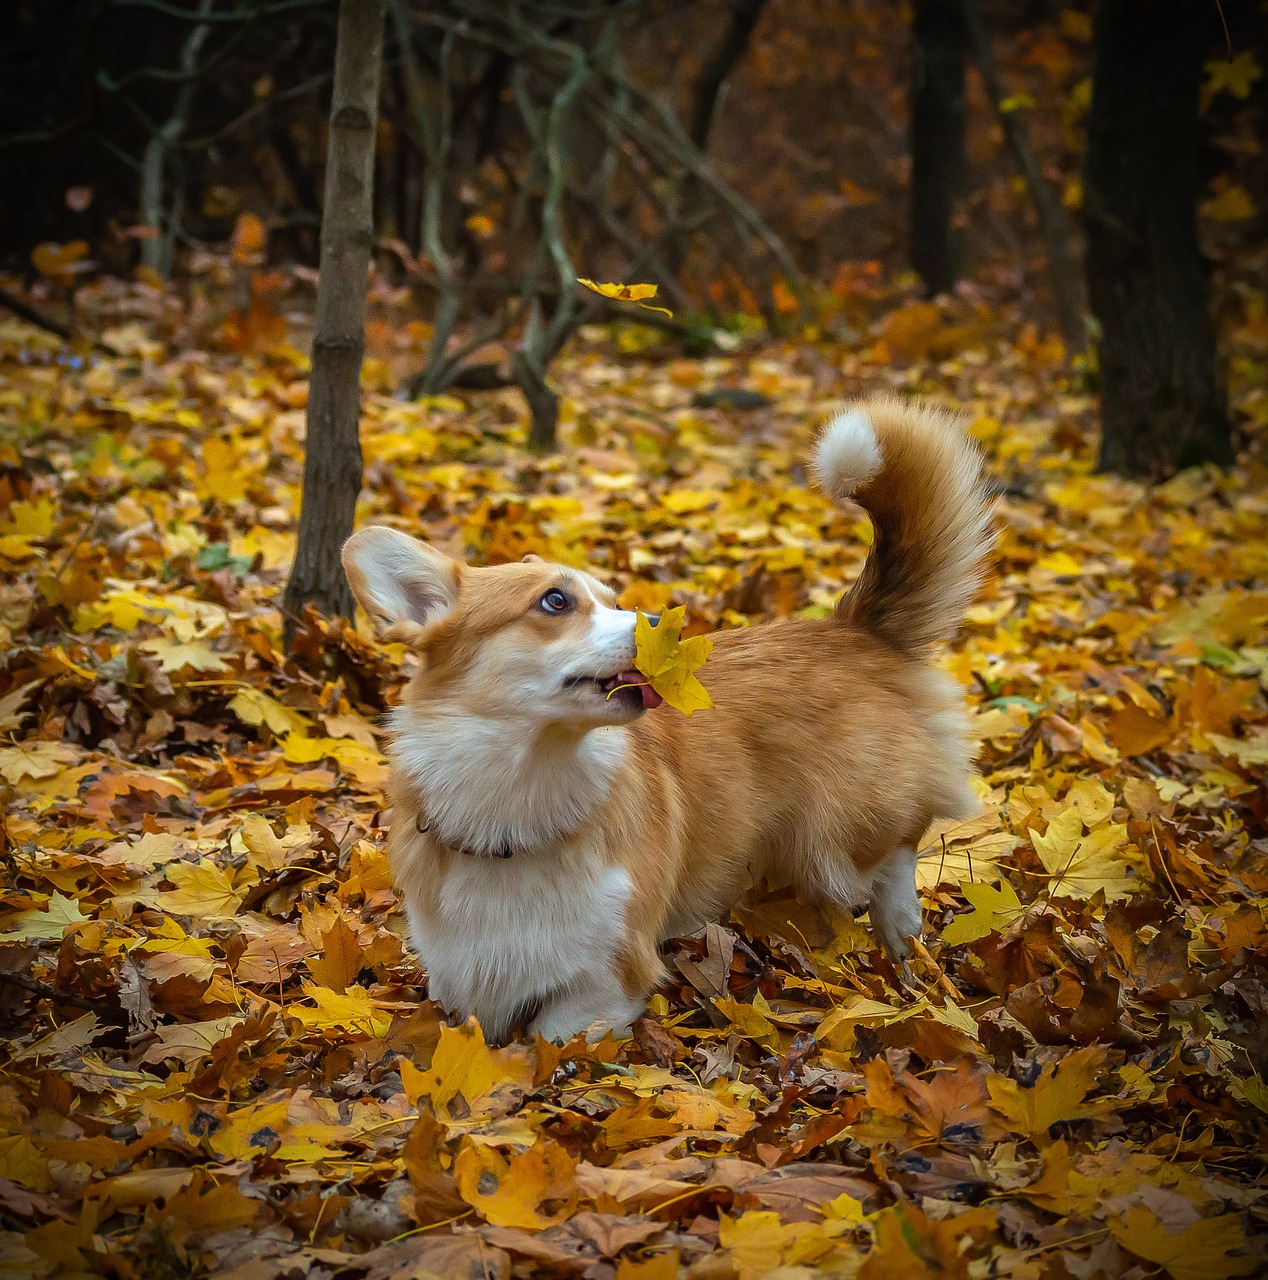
[814,408,882,500]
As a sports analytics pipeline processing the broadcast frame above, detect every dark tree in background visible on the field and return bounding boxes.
[909,0,967,296]
[1085,0,1233,477]
[282,0,386,643]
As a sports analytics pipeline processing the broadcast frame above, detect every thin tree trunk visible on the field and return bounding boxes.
[140,0,212,277]
[688,0,768,151]
[666,0,767,280]
[961,0,1085,355]
[1085,0,1231,477]
[283,0,386,646]
[910,0,967,295]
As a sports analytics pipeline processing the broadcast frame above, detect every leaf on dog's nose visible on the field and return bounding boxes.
[634,607,713,714]
[576,277,673,317]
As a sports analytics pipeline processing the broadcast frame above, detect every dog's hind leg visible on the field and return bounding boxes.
[867,845,923,960]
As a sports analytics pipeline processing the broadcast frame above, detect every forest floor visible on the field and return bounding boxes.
[1,275,1267,1279]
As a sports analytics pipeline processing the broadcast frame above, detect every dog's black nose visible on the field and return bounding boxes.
[645,613,661,626]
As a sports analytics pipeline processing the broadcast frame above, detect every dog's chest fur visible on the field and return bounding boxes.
[403,846,633,1041]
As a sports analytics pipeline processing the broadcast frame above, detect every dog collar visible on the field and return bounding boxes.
[416,816,514,859]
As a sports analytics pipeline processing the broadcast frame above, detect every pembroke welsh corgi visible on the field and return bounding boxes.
[342,399,993,1042]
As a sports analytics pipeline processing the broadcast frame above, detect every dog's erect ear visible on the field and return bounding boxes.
[342,527,458,631]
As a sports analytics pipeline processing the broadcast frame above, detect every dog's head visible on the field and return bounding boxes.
[342,526,661,728]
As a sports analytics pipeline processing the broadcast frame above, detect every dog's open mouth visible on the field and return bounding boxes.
[566,670,663,711]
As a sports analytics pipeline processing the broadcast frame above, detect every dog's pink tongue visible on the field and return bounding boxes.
[625,672,663,710]
[640,683,664,710]
[617,670,663,710]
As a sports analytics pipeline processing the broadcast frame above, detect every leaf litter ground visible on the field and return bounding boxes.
[0,282,1266,1279]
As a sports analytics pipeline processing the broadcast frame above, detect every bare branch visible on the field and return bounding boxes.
[111,0,328,22]
[961,0,1085,354]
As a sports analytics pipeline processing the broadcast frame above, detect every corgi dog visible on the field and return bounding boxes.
[342,399,992,1043]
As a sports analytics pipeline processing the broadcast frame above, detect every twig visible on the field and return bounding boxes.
[0,970,117,1017]
[0,287,71,340]
[909,933,963,1002]
[0,288,121,356]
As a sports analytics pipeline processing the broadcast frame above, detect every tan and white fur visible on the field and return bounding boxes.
[343,399,993,1042]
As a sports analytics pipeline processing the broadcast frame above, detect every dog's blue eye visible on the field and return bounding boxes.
[540,588,571,614]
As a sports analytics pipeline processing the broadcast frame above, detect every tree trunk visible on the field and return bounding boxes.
[283,0,386,647]
[909,0,967,296]
[1085,0,1231,477]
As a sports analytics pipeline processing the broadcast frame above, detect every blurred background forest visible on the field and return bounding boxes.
[3,0,1266,469]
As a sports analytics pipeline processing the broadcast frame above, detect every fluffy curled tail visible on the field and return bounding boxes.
[813,398,992,652]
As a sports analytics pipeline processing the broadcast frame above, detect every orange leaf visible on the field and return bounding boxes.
[453,1139,578,1229]
[1106,704,1173,756]
[231,212,266,263]
[306,917,362,992]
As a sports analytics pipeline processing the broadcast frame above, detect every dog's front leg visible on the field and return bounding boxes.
[529,969,646,1045]
[868,845,924,960]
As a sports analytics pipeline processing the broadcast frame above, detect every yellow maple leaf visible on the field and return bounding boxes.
[987,1045,1109,1138]
[229,687,311,737]
[0,740,80,784]
[161,861,246,919]
[1204,184,1256,222]
[453,1139,578,1229]
[943,878,1025,945]
[712,995,779,1049]
[1029,807,1136,901]
[615,1256,679,1280]
[400,1018,532,1116]
[208,1098,291,1161]
[633,607,713,715]
[139,637,231,674]
[133,917,217,958]
[719,1210,847,1280]
[1204,50,1261,101]
[291,981,393,1038]
[96,831,184,870]
[0,497,57,539]
[196,436,251,505]
[1110,1207,1257,1280]
[859,1202,994,1280]
[576,277,673,317]
[238,814,314,871]
[281,732,387,788]
[0,1135,54,1192]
